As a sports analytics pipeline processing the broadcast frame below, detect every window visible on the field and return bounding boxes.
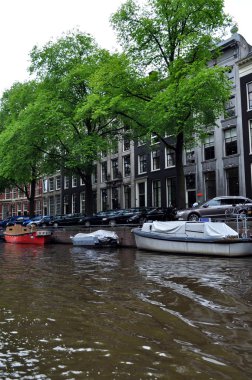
[101,162,107,182]
[80,192,85,214]
[137,182,146,207]
[55,195,61,215]
[224,128,237,156]
[64,176,69,189]
[151,149,160,171]
[56,176,61,190]
[112,187,119,209]
[166,178,176,207]
[72,175,77,188]
[247,82,252,110]
[138,154,147,174]
[43,179,48,193]
[123,138,130,151]
[151,133,159,145]
[152,180,161,207]
[204,171,216,200]
[101,189,108,210]
[111,159,119,179]
[49,177,54,191]
[224,95,235,118]
[166,148,175,167]
[186,174,196,208]
[124,185,131,209]
[185,149,195,165]
[123,155,131,177]
[72,193,77,213]
[203,134,215,160]
[226,167,239,195]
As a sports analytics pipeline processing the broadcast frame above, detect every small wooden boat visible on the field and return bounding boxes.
[132,221,252,257]
[71,229,119,246]
[3,224,52,245]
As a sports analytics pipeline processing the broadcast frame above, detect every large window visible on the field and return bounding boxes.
[204,134,215,160]
[247,82,252,110]
[185,174,196,207]
[123,155,131,177]
[224,128,237,156]
[101,162,107,182]
[151,149,160,171]
[204,171,216,200]
[137,182,146,207]
[166,178,176,207]
[152,180,161,207]
[224,95,235,118]
[226,167,239,195]
[111,158,119,179]
[138,154,147,174]
[80,192,85,214]
[165,148,175,167]
[101,189,108,210]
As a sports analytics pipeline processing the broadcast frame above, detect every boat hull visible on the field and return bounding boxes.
[133,229,252,257]
[4,225,52,245]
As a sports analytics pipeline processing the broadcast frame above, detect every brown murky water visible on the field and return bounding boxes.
[0,242,252,379]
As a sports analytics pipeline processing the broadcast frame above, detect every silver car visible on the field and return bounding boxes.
[175,196,252,221]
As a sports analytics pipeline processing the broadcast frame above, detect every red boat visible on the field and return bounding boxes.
[3,224,52,245]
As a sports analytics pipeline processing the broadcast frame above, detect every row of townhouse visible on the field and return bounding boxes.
[1,33,252,219]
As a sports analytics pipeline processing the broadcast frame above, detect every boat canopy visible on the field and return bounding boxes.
[142,221,238,239]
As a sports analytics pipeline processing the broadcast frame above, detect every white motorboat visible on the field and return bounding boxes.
[132,221,252,257]
[71,229,119,247]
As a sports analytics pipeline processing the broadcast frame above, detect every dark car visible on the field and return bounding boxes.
[49,213,84,227]
[128,207,176,224]
[26,215,54,227]
[1,215,31,228]
[103,209,137,226]
[175,196,252,221]
[78,210,118,227]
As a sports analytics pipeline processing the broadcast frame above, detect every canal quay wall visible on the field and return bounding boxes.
[51,220,252,247]
[51,225,137,247]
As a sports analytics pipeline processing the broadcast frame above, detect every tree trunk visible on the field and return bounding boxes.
[175,132,186,209]
[29,179,36,217]
[83,173,93,216]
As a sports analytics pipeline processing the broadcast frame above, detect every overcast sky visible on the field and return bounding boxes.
[0,0,251,96]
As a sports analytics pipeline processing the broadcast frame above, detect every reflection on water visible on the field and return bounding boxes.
[0,242,252,379]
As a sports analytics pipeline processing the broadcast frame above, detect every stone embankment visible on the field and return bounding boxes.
[51,225,137,247]
[51,220,252,248]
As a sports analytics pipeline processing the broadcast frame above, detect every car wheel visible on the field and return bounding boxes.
[188,213,200,221]
[42,223,47,228]
[53,222,58,227]
[109,220,116,227]
[85,221,91,227]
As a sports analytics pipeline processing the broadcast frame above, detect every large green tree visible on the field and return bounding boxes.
[108,0,232,208]
[28,31,124,215]
[0,81,57,216]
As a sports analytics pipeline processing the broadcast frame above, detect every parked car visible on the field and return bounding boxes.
[175,196,252,221]
[103,209,138,226]
[78,210,118,227]
[0,215,31,228]
[26,215,54,227]
[48,213,84,227]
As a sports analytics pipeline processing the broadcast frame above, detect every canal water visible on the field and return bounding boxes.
[0,242,252,380]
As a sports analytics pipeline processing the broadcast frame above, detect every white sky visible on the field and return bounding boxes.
[0,0,251,96]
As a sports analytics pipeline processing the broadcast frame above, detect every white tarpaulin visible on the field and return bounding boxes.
[148,221,238,239]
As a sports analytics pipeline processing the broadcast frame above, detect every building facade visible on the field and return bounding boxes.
[1,34,252,217]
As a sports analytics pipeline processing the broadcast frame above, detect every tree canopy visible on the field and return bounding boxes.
[107,0,232,208]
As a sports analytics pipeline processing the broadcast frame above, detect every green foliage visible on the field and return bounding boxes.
[109,0,232,207]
